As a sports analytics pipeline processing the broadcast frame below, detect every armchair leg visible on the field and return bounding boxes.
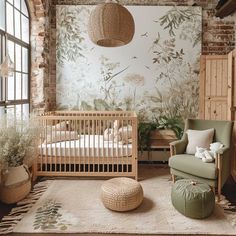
[217,185,221,202]
[172,174,176,183]
[210,186,215,194]
[217,154,222,202]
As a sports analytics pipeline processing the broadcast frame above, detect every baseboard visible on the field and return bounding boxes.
[138,161,168,165]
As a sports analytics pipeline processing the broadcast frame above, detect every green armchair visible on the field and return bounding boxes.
[169,119,233,201]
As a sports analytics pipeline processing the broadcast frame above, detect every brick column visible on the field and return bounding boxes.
[28,0,50,113]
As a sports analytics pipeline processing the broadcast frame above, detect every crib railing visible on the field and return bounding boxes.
[36,111,138,179]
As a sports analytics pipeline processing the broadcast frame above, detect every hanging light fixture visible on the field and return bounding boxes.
[0,54,14,77]
[88,0,135,47]
[0,36,14,78]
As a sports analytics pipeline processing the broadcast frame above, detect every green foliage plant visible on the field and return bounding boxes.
[155,115,184,140]
[138,122,157,152]
[0,116,40,168]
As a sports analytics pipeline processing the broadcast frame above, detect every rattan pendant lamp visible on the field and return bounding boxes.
[88,0,135,47]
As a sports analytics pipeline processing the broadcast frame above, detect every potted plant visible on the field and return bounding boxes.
[0,116,40,204]
[138,122,157,152]
[155,116,184,139]
[149,116,184,147]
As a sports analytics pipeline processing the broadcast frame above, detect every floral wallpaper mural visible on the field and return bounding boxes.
[56,6,202,121]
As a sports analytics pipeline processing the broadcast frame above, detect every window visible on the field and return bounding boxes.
[0,0,30,119]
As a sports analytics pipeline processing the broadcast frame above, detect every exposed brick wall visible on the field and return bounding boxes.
[29,0,236,112]
[203,10,236,54]
[28,0,51,113]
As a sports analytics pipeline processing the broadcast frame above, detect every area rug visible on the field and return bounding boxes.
[0,165,236,235]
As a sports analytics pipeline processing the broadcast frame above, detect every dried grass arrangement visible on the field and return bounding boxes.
[0,116,40,170]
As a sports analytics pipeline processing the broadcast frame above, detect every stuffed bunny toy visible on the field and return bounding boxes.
[195,142,224,163]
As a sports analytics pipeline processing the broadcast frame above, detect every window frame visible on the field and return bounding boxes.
[0,0,30,117]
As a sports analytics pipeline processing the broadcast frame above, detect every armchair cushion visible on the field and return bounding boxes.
[169,154,217,180]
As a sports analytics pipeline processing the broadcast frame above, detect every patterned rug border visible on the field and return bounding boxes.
[0,180,52,235]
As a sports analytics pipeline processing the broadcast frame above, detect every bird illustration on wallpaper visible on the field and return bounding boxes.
[56,5,201,122]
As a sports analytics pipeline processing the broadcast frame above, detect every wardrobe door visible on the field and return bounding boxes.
[199,51,236,182]
[199,55,230,120]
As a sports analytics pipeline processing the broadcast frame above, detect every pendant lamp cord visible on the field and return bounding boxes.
[5,34,9,57]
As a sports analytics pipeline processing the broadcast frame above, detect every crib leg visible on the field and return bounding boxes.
[135,158,138,181]
[172,174,176,183]
[32,159,38,182]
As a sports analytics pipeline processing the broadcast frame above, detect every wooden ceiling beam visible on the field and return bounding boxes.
[215,0,236,18]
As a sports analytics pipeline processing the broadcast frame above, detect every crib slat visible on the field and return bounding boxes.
[74,117,76,172]
[121,115,123,173]
[126,120,129,173]
[88,119,90,173]
[79,119,81,171]
[107,119,110,173]
[99,119,101,172]
[83,118,86,173]
[112,119,114,173]
[102,119,105,173]
[92,119,95,173]
[59,120,62,173]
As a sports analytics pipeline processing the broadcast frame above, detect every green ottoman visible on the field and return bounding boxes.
[171,179,215,219]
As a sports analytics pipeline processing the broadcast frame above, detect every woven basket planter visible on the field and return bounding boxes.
[101,177,143,212]
[0,165,31,204]
[149,129,177,147]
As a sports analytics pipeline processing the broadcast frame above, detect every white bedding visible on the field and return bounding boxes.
[39,134,132,157]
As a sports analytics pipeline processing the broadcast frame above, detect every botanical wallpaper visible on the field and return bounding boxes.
[56,6,202,121]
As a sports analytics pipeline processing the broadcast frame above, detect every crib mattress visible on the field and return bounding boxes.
[39,135,132,157]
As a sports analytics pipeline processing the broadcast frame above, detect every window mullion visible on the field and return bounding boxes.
[21,46,22,100]
[14,41,16,101]
[6,33,29,48]
[3,35,6,103]
[13,2,15,38]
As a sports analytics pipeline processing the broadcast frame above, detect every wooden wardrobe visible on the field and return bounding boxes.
[199,49,236,181]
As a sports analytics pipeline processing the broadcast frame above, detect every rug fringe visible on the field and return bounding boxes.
[0,180,52,235]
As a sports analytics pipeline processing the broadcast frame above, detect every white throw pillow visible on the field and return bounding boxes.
[53,121,68,131]
[45,121,69,133]
[44,131,79,144]
[186,128,214,154]
[119,125,132,140]
[118,125,132,144]
[103,128,120,142]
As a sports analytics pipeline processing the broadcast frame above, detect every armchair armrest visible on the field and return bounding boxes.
[216,147,230,155]
[215,147,230,168]
[170,136,187,156]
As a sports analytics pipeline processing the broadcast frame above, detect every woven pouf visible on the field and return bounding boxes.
[171,179,215,219]
[101,177,143,212]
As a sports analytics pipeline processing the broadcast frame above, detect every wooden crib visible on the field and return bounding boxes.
[35,111,138,179]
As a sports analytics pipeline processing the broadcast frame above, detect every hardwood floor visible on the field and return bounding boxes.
[1,166,236,221]
[222,175,236,205]
[0,202,15,220]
